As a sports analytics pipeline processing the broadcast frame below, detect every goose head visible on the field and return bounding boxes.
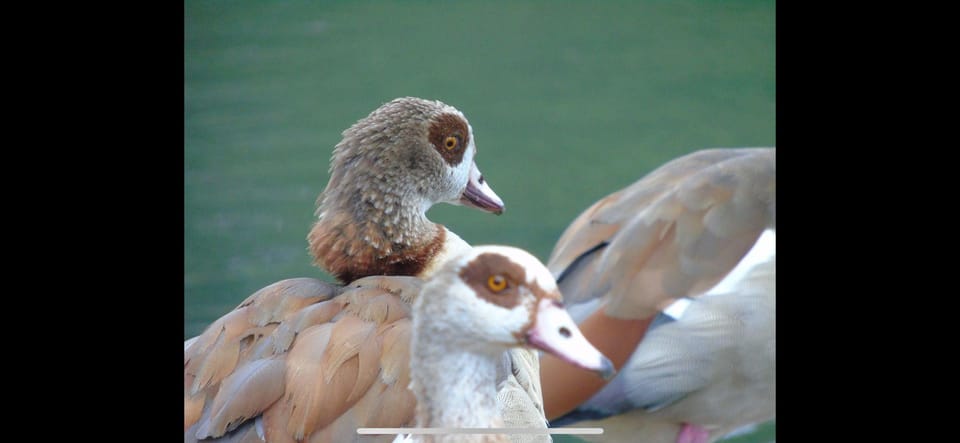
[309,97,504,282]
[414,245,615,378]
[320,97,503,216]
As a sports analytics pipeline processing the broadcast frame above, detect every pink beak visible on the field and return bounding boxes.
[459,162,504,215]
[526,298,615,380]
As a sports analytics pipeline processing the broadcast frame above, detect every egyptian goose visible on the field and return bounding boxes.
[539,148,775,443]
[184,98,546,441]
[394,245,614,443]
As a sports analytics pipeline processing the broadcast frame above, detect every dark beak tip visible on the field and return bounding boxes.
[598,358,617,381]
[601,368,617,381]
[458,192,504,215]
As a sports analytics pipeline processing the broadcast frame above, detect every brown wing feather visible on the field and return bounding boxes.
[195,358,286,439]
[549,148,743,276]
[282,322,344,438]
[185,275,424,443]
[241,278,340,326]
[549,148,775,319]
[184,374,206,431]
[547,190,626,281]
[185,279,339,395]
[268,300,344,356]
[189,319,242,395]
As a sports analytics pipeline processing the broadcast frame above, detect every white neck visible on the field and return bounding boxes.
[410,336,502,431]
[418,229,471,278]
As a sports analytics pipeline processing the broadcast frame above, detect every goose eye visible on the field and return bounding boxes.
[444,136,458,150]
[487,275,507,293]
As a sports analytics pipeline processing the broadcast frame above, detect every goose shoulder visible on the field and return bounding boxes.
[185,274,423,442]
[548,147,775,319]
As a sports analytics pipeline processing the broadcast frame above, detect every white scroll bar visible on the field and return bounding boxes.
[357,427,603,435]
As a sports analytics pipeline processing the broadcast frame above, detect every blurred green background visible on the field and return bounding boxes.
[185,1,774,441]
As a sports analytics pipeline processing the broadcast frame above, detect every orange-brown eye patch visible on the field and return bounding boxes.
[428,113,469,166]
[459,252,527,309]
[487,274,507,292]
